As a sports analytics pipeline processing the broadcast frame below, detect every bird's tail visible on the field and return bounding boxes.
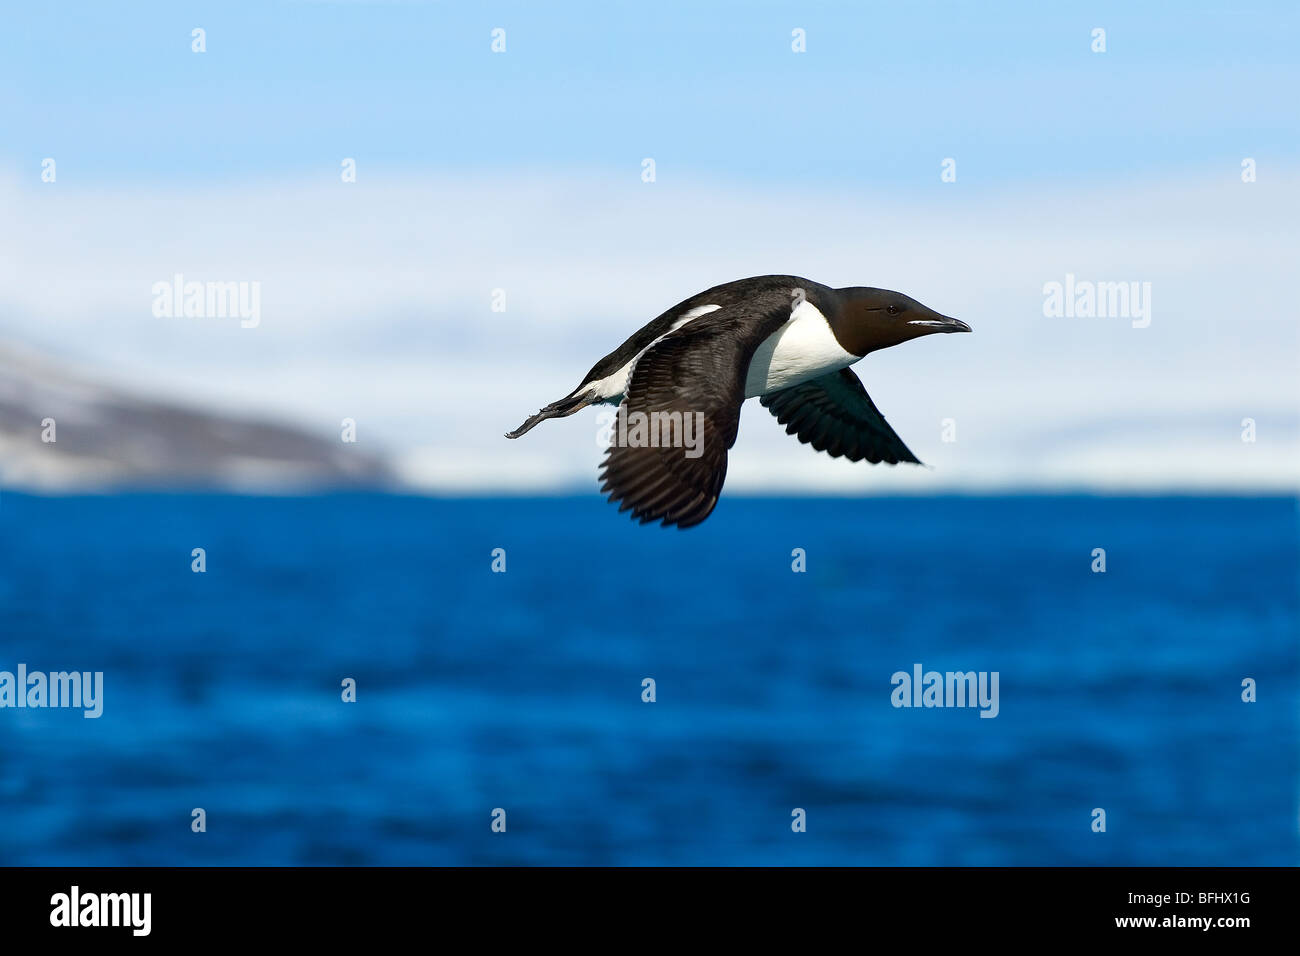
[505,390,596,439]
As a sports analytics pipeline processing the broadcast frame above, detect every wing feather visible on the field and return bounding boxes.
[598,294,794,527]
[759,367,922,465]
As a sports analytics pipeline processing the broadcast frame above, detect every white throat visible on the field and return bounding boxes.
[743,299,857,398]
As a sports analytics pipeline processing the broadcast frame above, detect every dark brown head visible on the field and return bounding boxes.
[829,286,971,356]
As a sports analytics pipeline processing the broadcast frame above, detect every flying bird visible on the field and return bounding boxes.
[506,275,970,528]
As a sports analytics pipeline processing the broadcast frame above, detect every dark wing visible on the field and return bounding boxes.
[599,296,793,528]
[759,367,922,465]
[575,275,825,389]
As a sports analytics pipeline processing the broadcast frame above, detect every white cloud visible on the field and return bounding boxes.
[1,167,1296,492]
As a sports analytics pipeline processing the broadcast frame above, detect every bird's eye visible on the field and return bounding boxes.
[887,304,903,316]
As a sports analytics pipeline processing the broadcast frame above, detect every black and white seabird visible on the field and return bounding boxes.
[506,275,970,528]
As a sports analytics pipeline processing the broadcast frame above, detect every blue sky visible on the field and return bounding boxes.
[4,1,1298,187]
[1,1,1297,492]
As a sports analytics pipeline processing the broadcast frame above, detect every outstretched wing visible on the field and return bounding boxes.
[759,367,922,465]
[599,295,794,528]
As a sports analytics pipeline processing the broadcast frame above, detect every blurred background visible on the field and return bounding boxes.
[0,1,1296,864]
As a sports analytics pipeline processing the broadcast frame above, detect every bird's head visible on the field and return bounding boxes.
[831,287,971,356]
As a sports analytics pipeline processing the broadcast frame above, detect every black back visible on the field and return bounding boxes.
[576,275,834,390]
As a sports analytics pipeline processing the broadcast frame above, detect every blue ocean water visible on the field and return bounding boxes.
[0,493,1295,866]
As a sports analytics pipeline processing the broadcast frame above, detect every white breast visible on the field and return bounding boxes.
[743,299,857,398]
